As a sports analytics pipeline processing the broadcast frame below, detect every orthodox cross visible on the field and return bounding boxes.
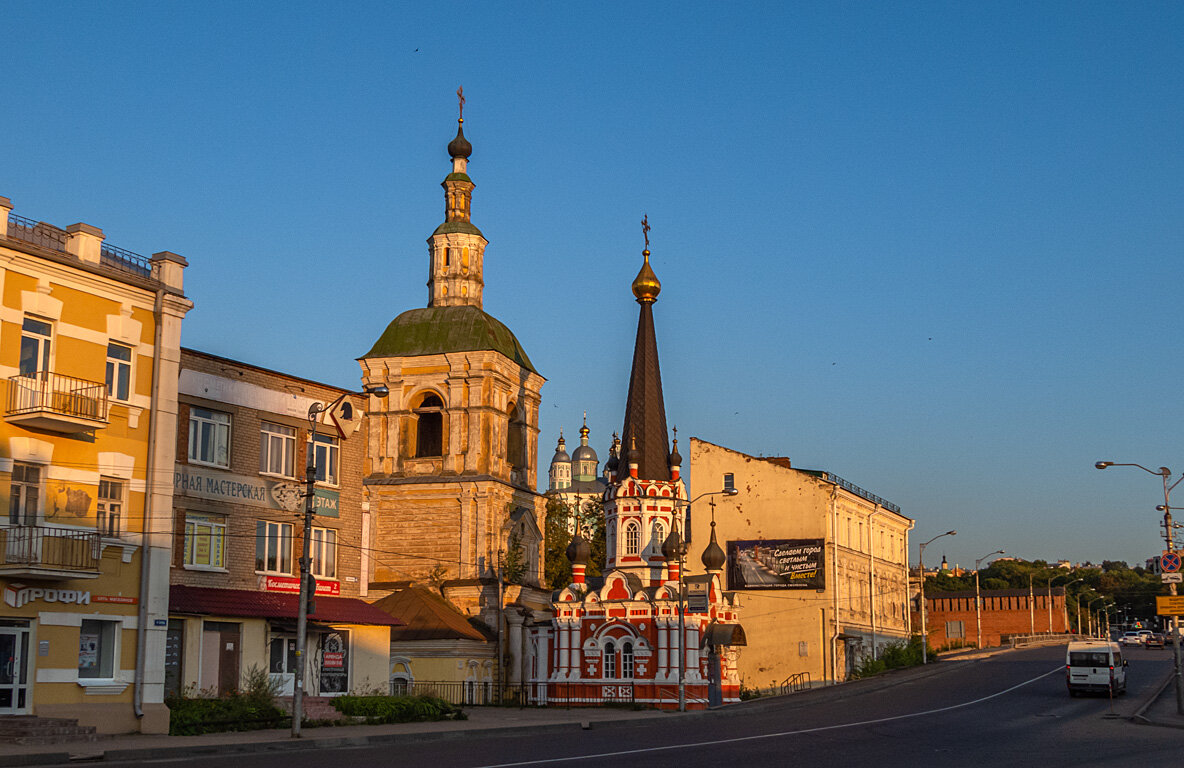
[641,214,650,249]
[457,86,465,120]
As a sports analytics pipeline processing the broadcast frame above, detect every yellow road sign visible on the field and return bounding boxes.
[1156,595,1184,615]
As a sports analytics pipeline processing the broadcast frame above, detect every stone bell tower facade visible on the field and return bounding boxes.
[359,99,547,617]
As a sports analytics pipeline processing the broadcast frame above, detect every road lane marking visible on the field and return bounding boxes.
[471,666,1065,767]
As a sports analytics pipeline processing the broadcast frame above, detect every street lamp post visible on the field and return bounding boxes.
[291,383,387,738]
[974,550,1005,649]
[917,530,956,664]
[673,481,739,712]
[1087,596,1105,638]
[1095,461,1184,715]
[1060,578,1083,635]
[1047,573,1075,633]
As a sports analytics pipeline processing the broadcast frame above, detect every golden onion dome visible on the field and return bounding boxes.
[632,249,661,303]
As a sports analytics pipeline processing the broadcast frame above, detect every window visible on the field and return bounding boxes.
[97,478,123,537]
[311,527,337,579]
[260,422,296,478]
[183,514,226,568]
[188,407,230,467]
[310,434,339,485]
[105,343,132,401]
[604,642,616,679]
[624,522,640,556]
[256,520,293,574]
[651,521,666,551]
[19,317,51,376]
[621,642,634,678]
[414,394,443,458]
[9,462,41,525]
[78,619,117,679]
[946,621,965,640]
[506,403,526,470]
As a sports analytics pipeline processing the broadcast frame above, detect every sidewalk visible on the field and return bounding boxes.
[0,705,670,766]
[1133,669,1184,730]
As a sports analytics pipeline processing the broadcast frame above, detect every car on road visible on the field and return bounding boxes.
[1137,629,1153,643]
[1120,631,1144,647]
[1145,633,1166,649]
[1067,641,1127,696]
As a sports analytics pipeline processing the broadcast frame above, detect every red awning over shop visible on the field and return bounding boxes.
[169,585,403,627]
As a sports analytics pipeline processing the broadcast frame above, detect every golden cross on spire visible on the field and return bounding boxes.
[457,86,465,120]
[641,214,650,249]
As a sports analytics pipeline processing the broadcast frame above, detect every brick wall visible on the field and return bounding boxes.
[913,588,1070,649]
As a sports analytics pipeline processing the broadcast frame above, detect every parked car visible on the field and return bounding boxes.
[1145,633,1166,649]
[1119,632,1143,647]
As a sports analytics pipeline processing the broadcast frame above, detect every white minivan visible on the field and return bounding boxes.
[1066,641,1127,696]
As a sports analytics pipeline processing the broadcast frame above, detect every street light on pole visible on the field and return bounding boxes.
[1087,596,1105,638]
[1060,578,1083,635]
[917,530,956,664]
[291,383,387,738]
[974,550,1005,649]
[1096,460,1184,715]
[672,479,739,712]
[1047,573,1076,634]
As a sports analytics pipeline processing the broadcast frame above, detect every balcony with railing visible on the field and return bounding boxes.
[5,372,109,432]
[0,526,102,580]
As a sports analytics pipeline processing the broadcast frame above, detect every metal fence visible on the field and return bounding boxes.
[0,526,101,572]
[389,680,647,708]
[7,372,109,422]
[780,671,811,694]
[100,242,152,278]
[6,214,68,251]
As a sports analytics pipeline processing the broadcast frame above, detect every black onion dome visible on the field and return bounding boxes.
[565,533,590,565]
[448,121,472,159]
[661,527,684,561]
[701,524,726,571]
[668,438,682,468]
[625,435,641,466]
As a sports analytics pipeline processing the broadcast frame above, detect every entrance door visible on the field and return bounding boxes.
[199,622,240,695]
[0,627,30,714]
[268,636,297,696]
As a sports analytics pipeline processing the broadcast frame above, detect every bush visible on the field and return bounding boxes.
[166,664,287,736]
[850,636,928,679]
[331,694,466,724]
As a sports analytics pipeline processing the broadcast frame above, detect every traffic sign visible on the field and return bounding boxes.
[1162,573,1183,584]
[1156,595,1184,615]
[1161,551,1182,573]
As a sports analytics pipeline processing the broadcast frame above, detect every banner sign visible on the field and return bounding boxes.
[261,575,340,597]
[726,539,826,590]
[174,464,339,517]
[1156,595,1184,615]
[319,631,350,693]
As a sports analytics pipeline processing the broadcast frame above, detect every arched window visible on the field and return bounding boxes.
[462,247,470,273]
[414,393,443,458]
[624,522,640,556]
[621,642,634,679]
[506,402,527,471]
[444,247,452,268]
[606,521,616,558]
[651,521,665,551]
[604,642,617,679]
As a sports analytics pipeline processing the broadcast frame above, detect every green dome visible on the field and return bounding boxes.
[361,305,536,373]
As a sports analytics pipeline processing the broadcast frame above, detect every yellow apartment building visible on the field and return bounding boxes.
[0,197,190,733]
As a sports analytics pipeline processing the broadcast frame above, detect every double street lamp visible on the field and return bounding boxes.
[917,530,956,664]
[1095,461,1184,715]
[1047,573,1078,633]
[974,550,1005,649]
[671,480,739,712]
[291,383,388,738]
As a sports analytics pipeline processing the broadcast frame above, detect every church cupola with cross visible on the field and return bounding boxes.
[428,87,487,308]
[602,218,687,584]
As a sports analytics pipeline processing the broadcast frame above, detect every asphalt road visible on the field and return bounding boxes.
[107,646,1181,768]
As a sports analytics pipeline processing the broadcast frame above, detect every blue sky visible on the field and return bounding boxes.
[5,2,1183,567]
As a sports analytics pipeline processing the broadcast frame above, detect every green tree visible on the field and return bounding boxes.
[542,494,607,590]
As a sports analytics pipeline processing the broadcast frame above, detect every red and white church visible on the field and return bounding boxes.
[526,237,746,709]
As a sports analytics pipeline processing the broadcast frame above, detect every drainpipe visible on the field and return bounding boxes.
[829,486,840,684]
[134,287,165,719]
[869,507,879,660]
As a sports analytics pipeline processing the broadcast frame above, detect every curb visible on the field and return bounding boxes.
[1130,669,1181,729]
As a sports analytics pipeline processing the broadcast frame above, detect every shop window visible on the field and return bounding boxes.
[414,393,443,458]
[97,477,123,537]
[255,520,293,574]
[260,422,296,478]
[105,343,132,401]
[9,462,42,526]
[188,407,230,467]
[78,619,117,679]
[311,527,337,579]
[183,513,226,568]
[310,434,339,485]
